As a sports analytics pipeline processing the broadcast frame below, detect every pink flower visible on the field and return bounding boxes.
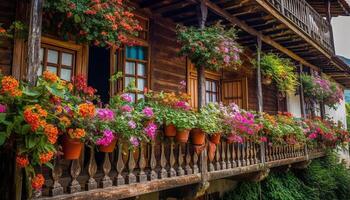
[179,80,186,89]
[308,133,317,140]
[96,108,114,121]
[128,120,136,129]
[121,93,132,102]
[174,101,191,110]
[144,122,157,140]
[0,104,6,113]
[228,134,243,143]
[130,136,139,147]
[142,107,154,118]
[121,105,132,112]
[96,129,115,146]
[260,136,268,143]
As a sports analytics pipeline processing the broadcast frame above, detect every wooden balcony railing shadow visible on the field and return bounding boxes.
[265,0,334,54]
[37,133,325,200]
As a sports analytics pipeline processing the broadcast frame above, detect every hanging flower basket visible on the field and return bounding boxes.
[62,136,83,160]
[176,129,190,143]
[210,133,221,145]
[191,128,205,145]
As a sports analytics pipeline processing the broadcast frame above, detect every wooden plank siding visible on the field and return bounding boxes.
[0,0,15,75]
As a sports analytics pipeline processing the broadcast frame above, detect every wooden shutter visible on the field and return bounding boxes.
[222,78,248,109]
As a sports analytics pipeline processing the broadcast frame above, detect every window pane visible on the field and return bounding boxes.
[137,78,145,91]
[137,63,146,76]
[206,81,210,91]
[39,48,44,62]
[137,94,145,100]
[125,62,135,75]
[137,46,145,60]
[60,68,72,81]
[212,82,217,92]
[47,49,58,64]
[212,94,217,102]
[47,66,57,74]
[206,92,210,103]
[126,46,146,60]
[62,53,73,66]
[124,77,135,88]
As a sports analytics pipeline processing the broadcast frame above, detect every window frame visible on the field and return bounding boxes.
[205,79,220,104]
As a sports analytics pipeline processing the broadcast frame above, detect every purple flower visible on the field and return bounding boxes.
[96,129,115,146]
[130,136,139,147]
[96,108,114,121]
[121,105,133,112]
[121,93,132,103]
[0,104,6,113]
[128,120,137,129]
[142,107,154,118]
[144,122,157,140]
[63,105,71,113]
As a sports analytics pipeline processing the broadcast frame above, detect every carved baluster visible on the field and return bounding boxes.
[215,143,221,170]
[148,142,157,180]
[169,138,176,177]
[284,146,288,158]
[50,157,63,196]
[193,150,199,174]
[159,142,168,178]
[254,143,258,163]
[68,159,81,193]
[237,143,241,167]
[138,143,147,182]
[226,142,232,168]
[177,143,185,176]
[265,144,269,162]
[85,147,97,190]
[242,142,246,166]
[185,143,193,174]
[246,142,251,166]
[221,141,226,169]
[249,142,254,164]
[270,146,274,161]
[126,149,136,184]
[276,146,280,160]
[231,143,237,167]
[115,143,125,185]
[101,152,113,188]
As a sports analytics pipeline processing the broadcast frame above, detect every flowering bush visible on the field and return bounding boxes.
[196,103,223,135]
[258,53,298,94]
[43,0,142,48]
[301,73,343,109]
[177,22,242,71]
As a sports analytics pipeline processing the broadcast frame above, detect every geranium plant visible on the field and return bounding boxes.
[196,103,223,135]
[43,0,142,48]
[177,22,242,71]
[258,53,298,94]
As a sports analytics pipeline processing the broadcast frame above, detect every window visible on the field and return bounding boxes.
[205,79,219,103]
[38,44,76,81]
[123,46,148,102]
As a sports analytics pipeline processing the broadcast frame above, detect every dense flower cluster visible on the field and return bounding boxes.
[16,155,29,168]
[39,151,54,164]
[68,128,86,139]
[96,129,115,146]
[1,76,22,97]
[23,104,48,131]
[31,174,45,191]
[78,103,96,118]
[44,124,59,144]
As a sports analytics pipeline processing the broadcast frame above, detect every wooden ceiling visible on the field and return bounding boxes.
[307,0,350,17]
[136,0,350,87]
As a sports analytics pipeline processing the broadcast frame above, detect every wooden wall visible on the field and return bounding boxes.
[0,0,15,75]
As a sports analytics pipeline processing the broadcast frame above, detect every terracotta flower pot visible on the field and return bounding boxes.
[164,124,177,137]
[210,133,221,145]
[191,128,205,145]
[62,136,83,160]
[99,138,118,153]
[176,129,190,143]
[262,76,272,85]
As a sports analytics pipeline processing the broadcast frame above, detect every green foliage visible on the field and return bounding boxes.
[346,103,350,131]
[172,109,197,131]
[197,103,223,135]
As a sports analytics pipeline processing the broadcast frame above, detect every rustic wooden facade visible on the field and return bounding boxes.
[1,0,350,199]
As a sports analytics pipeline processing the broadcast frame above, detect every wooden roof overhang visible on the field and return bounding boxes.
[136,0,350,88]
[307,0,350,17]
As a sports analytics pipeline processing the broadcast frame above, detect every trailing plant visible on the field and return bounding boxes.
[258,53,298,94]
[43,0,142,48]
[177,22,242,71]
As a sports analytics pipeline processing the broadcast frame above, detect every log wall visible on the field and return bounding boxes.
[0,0,15,75]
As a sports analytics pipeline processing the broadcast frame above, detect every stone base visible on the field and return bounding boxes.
[68,181,81,194]
[114,175,125,186]
[177,167,185,176]
[169,167,176,177]
[185,166,193,175]
[101,176,113,188]
[158,168,168,179]
[85,179,97,191]
[50,186,63,196]
[138,172,148,183]
[127,173,137,184]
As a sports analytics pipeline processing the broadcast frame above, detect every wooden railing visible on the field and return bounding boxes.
[35,134,325,200]
[265,0,334,54]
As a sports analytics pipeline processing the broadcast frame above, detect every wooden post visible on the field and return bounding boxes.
[324,0,335,53]
[298,64,306,118]
[256,37,263,113]
[26,0,43,85]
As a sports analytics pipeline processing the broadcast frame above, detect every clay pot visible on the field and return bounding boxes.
[210,133,221,145]
[62,136,83,160]
[164,124,177,137]
[99,138,118,153]
[191,128,205,145]
[262,76,272,85]
[176,129,190,143]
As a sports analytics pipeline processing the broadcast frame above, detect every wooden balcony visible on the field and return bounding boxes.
[265,0,334,54]
[36,135,325,200]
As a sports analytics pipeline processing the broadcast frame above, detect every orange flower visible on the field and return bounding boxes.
[42,70,58,82]
[78,103,95,118]
[24,105,47,131]
[67,83,73,91]
[1,76,21,97]
[44,124,58,144]
[39,151,54,164]
[68,128,86,139]
[16,155,29,168]
[0,27,6,34]
[31,174,45,191]
[55,105,63,114]
[59,116,71,127]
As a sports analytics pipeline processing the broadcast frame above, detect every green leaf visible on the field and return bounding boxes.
[45,85,65,98]
[22,87,40,97]
[0,113,6,122]
[26,135,39,149]
[74,14,81,23]
[44,162,54,170]
[0,132,6,146]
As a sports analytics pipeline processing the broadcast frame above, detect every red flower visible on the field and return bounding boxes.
[16,155,29,168]
[31,174,45,191]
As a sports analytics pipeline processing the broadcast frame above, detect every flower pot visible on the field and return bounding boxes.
[191,128,205,145]
[210,133,221,145]
[262,76,272,85]
[164,124,177,137]
[99,138,118,153]
[176,129,190,143]
[62,136,83,160]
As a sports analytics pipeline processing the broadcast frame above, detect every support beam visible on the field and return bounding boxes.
[325,0,336,53]
[298,64,306,118]
[257,37,263,113]
[27,0,43,85]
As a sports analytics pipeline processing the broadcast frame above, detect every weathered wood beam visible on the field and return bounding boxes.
[257,37,263,113]
[299,64,306,118]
